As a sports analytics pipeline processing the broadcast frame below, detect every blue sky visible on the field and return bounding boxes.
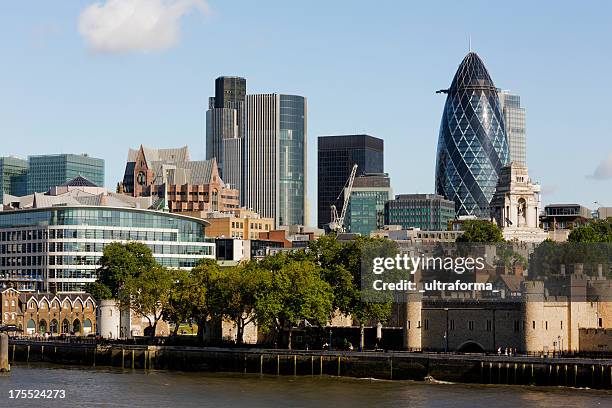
[1,1,611,225]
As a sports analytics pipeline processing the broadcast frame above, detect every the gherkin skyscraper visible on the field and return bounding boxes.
[435,52,510,218]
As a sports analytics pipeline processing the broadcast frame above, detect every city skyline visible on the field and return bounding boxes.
[1,1,611,226]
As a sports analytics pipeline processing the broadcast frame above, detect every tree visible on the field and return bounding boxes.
[569,219,612,243]
[308,235,397,350]
[187,259,217,343]
[85,282,112,301]
[164,269,193,336]
[97,242,157,298]
[255,259,333,349]
[456,220,505,243]
[122,265,175,338]
[217,262,270,344]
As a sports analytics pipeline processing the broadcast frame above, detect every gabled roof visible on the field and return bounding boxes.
[127,145,190,168]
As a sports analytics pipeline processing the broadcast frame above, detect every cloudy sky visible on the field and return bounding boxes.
[1,0,611,224]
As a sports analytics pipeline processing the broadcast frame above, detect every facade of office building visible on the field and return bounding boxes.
[346,174,392,236]
[317,135,384,229]
[0,181,214,294]
[435,52,510,218]
[498,90,527,166]
[0,157,28,204]
[385,194,455,231]
[27,154,105,194]
[206,76,246,199]
[244,94,307,227]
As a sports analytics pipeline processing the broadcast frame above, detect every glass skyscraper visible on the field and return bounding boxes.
[206,76,246,198]
[279,95,306,227]
[498,90,526,166]
[27,154,105,194]
[244,94,307,227]
[435,52,510,218]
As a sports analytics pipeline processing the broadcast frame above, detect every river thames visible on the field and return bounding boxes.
[1,363,610,407]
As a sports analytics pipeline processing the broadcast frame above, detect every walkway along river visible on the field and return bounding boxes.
[7,340,612,389]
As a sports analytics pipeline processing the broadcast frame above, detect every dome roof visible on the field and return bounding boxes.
[449,52,496,92]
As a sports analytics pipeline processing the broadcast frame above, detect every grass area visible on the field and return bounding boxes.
[171,323,198,336]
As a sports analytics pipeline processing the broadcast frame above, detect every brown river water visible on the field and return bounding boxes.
[1,363,610,407]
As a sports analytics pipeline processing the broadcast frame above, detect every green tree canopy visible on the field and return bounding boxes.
[96,242,157,298]
[456,220,505,243]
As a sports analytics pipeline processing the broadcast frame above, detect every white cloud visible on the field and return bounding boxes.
[588,152,612,180]
[78,0,208,53]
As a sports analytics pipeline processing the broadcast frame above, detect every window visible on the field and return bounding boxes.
[424,319,429,330]
[599,318,603,328]
[486,320,492,332]
[532,321,536,329]
[514,320,520,333]
[545,321,548,330]
[449,320,455,330]
[468,321,475,331]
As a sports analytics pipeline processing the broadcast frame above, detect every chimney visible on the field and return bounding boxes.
[597,264,603,279]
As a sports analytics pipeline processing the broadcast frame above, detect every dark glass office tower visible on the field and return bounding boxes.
[317,135,384,229]
[435,52,509,218]
[206,76,247,199]
[214,76,247,110]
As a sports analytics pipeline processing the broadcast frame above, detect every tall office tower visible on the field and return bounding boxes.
[0,156,28,204]
[27,154,105,194]
[435,52,510,218]
[206,76,247,198]
[498,90,526,166]
[244,94,307,227]
[317,135,384,230]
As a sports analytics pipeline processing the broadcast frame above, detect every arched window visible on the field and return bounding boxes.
[61,319,70,334]
[63,300,70,309]
[50,319,59,334]
[38,319,47,334]
[27,319,36,335]
[72,319,81,334]
[83,319,92,334]
[10,300,15,307]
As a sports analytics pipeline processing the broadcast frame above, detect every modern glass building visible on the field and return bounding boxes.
[244,94,307,227]
[278,95,306,227]
[317,135,384,229]
[206,76,246,195]
[384,194,455,231]
[435,52,510,218]
[346,174,392,236]
[27,154,105,194]
[0,157,28,204]
[498,90,526,166]
[0,186,214,293]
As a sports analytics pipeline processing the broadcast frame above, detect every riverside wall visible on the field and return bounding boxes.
[7,340,612,389]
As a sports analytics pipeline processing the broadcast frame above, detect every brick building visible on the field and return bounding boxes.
[0,288,96,336]
[121,145,239,213]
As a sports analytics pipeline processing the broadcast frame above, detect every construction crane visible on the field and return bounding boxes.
[329,164,358,233]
